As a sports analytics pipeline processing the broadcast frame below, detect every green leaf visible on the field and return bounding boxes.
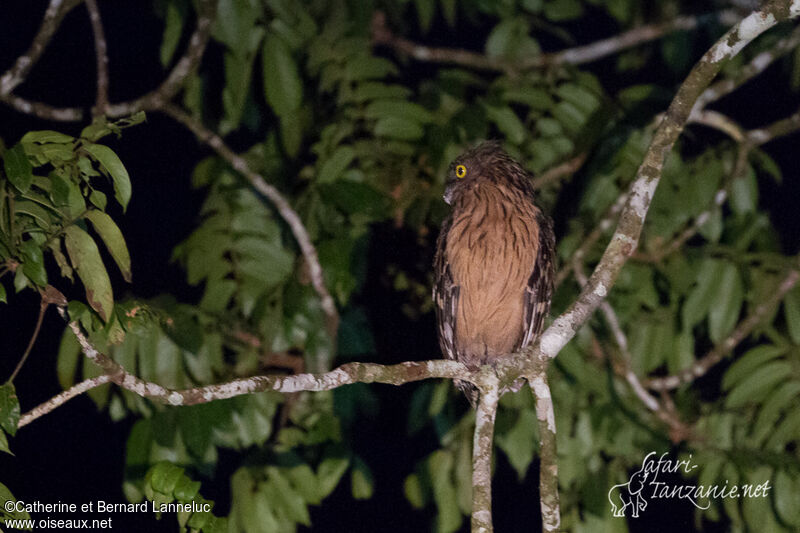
[722,344,787,391]
[0,383,20,437]
[373,117,424,141]
[503,88,553,110]
[544,0,583,21]
[729,167,758,215]
[280,114,303,157]
[21,130,74,144]
[364,100,435,124]
[484,105,526,145]
[0,429,9,455]
[316,453,349,498]
[321,181,391,218]
[85,210,132,283]
[784,285,800,345]
[265,467,311,526]
[150,462,184,494]
[57,329,81,389]
[344,56,397,80]
[20,239,47,286]
[661,32,692,73]
[350,457,374,500]
[724,361,791,408]
[317,146,355,183]
[765,408,800,450]
[160,0,185,66]
[682,258,724,329]
[4,143,33,193]
[428,450,461,533]
[404,474,426,508]
[485,19,540,60]
[441,0,456,25]
[415,0,435,32]
[0,284,6,303]
[496,409,537,479]
[774,470,800,526]
[64,225,114,321]
[752,381,800,445]
[83,143,132,210]
[262,33,302,116]
[173,477,201,502]
[707,263,743,343]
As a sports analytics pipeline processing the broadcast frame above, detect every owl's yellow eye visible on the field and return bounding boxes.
[455,165,467,178]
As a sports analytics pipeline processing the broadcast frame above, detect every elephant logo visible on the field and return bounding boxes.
[608,465,649,517]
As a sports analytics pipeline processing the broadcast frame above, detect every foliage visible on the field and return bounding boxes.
[2,0,800,531]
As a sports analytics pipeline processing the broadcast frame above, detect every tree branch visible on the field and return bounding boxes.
[532,152,586,191]
[0,0,217,122]
[532,1,798,363]
[85,0,109,116]
[18,375,111,428]
[53,306,474,407]
[573,260,692,441]
[747,106,800,144]
[554,191,629,288]
[640,104,800,263]
[6,300,48,384]
[105,0,217,117]
[645,265,800,391]
[161,103,339,369]
[693,23,800,113]
[529,369,559,533]
[372,9,738,72]
[0,0,83,96]
[471,373,499,533]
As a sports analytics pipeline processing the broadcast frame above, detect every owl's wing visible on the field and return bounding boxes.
[521,212,556,349]
[433,217,459,362]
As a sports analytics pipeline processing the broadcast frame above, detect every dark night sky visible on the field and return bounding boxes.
[1,2,798,533]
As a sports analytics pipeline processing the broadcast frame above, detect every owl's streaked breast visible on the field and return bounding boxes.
[444,180,540,365]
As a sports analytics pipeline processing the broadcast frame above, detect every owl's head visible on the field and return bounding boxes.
[443,140,533,205]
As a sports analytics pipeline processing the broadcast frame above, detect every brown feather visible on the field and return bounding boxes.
[433,141,556,407]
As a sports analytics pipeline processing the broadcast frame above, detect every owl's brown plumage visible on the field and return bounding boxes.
[433,141,555,407]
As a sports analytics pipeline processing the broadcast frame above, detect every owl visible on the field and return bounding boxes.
[433,141,555,407]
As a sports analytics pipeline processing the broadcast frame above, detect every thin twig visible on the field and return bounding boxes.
[105,0,217,117]
[6,286,67,384]
[85,0,109,116]
[0,0,217,122]
[693,24,800,114]
[372,9,738,72]
[572,260,659,411]
[18,375,112,428]
[634,143,749,264]
[0,0,84,96]
[471,373,499,533]
[573,259,691,440]
[645,266,799,391]
[532,152,587,191]
[7,300,48,384]
[641,105,800,263]
[690,109,747,142]
[554,191,629,288]
[747,106,800,144]
[161,103,339,370]
[531,3,797,363]
[1,93,83,121]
